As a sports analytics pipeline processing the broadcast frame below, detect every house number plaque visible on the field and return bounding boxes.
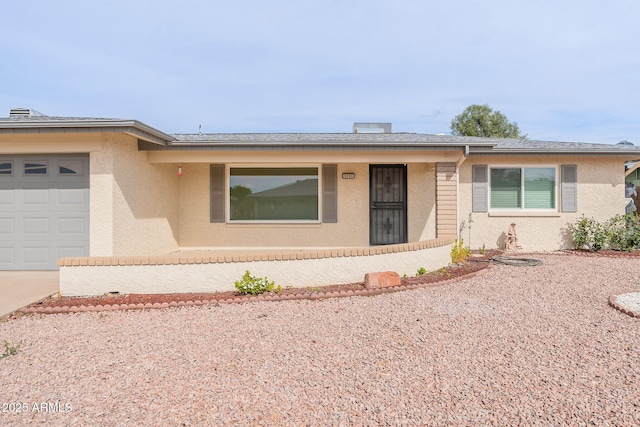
[342,172,355,179]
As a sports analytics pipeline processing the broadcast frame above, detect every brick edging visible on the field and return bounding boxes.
[562,250,640,259]
[609,293,640,318]
[20,262,492,315]
[57,238,456,267]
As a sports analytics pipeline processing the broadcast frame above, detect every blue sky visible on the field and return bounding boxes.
[2,1,639,143]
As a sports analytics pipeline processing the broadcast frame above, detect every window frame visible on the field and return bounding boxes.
[488,165,558,212]
[226,164,322,224]
[0,160,13,176]
[23,159,48,176]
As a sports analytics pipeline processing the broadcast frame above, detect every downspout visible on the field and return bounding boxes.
[456,145,469,168]
[454,145,470,244]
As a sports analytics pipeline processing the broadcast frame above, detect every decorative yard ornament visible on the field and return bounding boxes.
[505,223,522,251]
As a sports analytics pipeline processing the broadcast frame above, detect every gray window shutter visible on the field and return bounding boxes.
[210,164,225,223]
[322,164,337,223]
[472,165,488,212]
[561,165,577,212]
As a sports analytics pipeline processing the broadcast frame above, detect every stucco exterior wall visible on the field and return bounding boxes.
[59,239,453,296]
[90,134,179,256]
[177,162,437,249]
[458,155,628,251]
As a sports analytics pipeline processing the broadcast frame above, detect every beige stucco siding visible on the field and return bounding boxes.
[178,162,439,249]
[91,134,179,256]
[0,133,103,153]
[458,155,628,251]
[179,163,371,248]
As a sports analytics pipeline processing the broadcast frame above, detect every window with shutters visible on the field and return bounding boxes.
[229,166,320,222]
[489,166,557,211]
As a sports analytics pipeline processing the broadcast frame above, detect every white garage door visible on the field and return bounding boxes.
[0,155,89,270]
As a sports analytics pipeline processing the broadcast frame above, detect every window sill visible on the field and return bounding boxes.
[224,222,323,228]
[488,211,561,217]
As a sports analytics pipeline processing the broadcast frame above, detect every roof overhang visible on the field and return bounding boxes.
[139,133,497,154]
[477,148,640,156]
[0,119,176,145]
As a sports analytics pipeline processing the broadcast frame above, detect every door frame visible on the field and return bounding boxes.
[369,164,408,245]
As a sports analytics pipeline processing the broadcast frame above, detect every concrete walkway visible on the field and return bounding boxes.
[0,271,59,318]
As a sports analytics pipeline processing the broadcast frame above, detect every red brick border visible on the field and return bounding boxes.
[609,293,640,318]
[20,262,492,315]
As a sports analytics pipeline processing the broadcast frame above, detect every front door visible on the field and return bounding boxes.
[370,165,407,245]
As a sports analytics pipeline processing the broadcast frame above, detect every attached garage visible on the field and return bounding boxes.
[0,154,89,270]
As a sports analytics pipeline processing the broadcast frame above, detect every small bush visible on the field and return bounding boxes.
[235,270,275,295]
[569,216,608,251]
[416,267,427,276]
[451,239,471,263]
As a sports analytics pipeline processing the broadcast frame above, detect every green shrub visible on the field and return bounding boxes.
[451,239,471,263]
[234,270,275,295]
[607,213,640,251]
[569,214,640,252]
[569,216,607,251]
[416,267,427,276]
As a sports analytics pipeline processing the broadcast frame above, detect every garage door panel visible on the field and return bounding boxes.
[0,155,89,270]
[0,189,15,205]
[58,217,87,236]
[56,188,88,207]
[0,217,15,234]
[22,217,50,235]
[22,189,51,206]
[0,247,15,265]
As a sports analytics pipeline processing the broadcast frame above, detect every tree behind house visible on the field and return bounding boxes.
[451,104,525,139]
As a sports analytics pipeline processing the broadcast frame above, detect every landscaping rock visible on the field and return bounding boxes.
[364,271,401,289]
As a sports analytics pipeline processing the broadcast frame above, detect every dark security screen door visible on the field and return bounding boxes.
[370,165,407,245]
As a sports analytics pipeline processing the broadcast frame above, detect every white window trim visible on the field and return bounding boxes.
[226,164,322,224]
[488,165,558,212]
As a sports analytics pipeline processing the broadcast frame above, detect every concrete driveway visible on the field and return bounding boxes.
[0,271,59,318]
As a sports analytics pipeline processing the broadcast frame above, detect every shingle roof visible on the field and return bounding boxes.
[172,132,500,145]
[491,138,640,154]
[0,114,175,145]
[2,112,640,155]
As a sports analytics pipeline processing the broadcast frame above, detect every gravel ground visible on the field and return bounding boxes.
[1,254,639,426]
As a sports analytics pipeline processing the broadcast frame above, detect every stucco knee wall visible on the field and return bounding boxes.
[59,241,453,296]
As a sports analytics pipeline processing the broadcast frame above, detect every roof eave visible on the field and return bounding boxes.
[0,119,175,145]
[472,149,640,156]
[145,142,488,152]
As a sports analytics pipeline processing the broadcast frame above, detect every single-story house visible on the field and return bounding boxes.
[2,108,639,296]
